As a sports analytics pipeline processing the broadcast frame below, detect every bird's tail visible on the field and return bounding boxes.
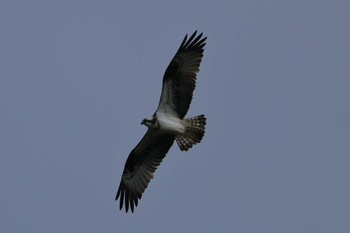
[175,114,206,151]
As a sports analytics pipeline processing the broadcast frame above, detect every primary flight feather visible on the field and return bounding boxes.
[116,31,207,212]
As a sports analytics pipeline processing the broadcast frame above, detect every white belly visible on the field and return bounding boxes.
[157,113,186,134]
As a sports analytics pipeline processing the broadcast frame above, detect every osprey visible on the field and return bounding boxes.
[116,31,207,212]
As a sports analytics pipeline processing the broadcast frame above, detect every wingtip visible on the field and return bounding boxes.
[178,30,207,52]
[192,30,198,37]
[116,183,138,213]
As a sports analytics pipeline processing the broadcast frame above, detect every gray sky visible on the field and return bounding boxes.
[1,0,350,232]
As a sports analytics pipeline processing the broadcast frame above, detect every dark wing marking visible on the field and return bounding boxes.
[157,31,207,118]
[116,131,174,213]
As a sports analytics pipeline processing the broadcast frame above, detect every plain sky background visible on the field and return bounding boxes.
[1,0,350,232]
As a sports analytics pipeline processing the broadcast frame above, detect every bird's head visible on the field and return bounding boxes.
[141,116,158,129]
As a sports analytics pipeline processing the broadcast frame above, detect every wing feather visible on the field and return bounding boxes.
[116,31,207,213]
[116,131,174,213]
[157,31,207,118]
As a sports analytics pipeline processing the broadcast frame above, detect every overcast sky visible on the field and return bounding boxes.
[1,0,350,232]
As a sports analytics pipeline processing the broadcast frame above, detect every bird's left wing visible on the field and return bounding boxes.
[157,31,207,118]
[116,131,174,213]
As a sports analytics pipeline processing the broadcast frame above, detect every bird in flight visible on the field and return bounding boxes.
[116,31,207,212]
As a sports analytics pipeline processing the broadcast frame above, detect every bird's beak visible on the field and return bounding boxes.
[141,119,145,125]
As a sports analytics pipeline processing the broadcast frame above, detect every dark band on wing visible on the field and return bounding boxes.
[116,133,174,212]
[162,31,207,118]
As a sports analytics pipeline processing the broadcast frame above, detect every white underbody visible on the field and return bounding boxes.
[156,112,186,135]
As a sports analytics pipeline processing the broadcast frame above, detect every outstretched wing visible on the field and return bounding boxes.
[116,131,174,213]
[157,31,207,118]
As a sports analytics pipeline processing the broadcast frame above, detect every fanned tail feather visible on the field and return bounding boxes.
[175,114,206,151]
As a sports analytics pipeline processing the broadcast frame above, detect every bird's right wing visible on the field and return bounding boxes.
[116,131,174,213]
